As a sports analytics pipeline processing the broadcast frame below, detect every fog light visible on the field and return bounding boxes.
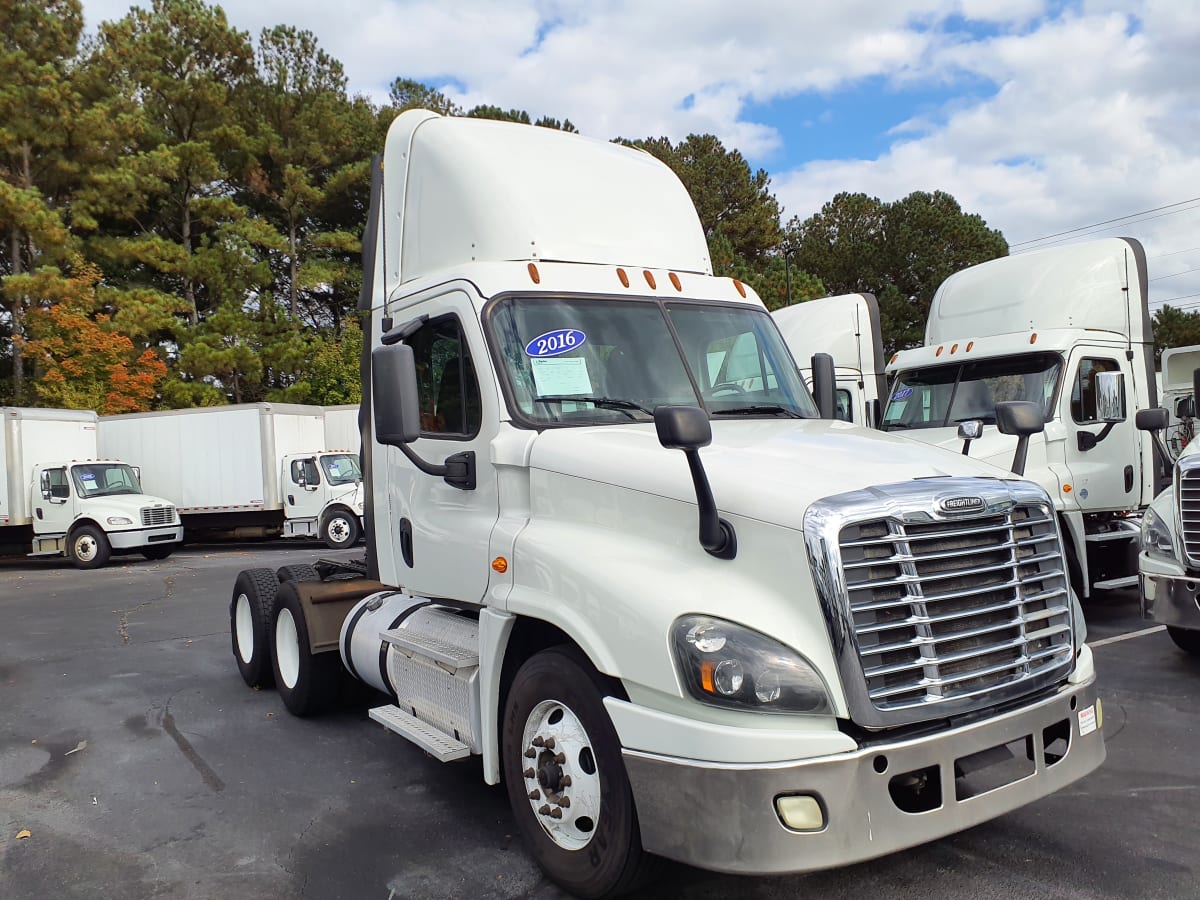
[775,794,825,832]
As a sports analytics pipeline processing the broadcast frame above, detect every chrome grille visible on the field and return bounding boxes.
[1179,458,1200,567]
[804,478,1075,728]
[141,506,175,526]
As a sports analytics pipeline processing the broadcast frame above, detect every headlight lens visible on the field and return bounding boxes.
[1141,506,1175,559]
[672,615,831,714]
[106,516,133,526]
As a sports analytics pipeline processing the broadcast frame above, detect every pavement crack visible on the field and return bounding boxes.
[115,574,175,644]
[161,693,225,793]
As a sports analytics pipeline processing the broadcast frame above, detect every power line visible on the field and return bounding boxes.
[1012,202,1200,253]
[1010,196,1200,249]
[1150,246,1200,261]
[1151,266,1200,283]
[1150,291,1200,310]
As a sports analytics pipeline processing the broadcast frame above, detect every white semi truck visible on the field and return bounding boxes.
[98,404,364,549]
[883,239,1160,600]
[773,293,886,427]
[227,111,1104,897]
[1,407,181,568]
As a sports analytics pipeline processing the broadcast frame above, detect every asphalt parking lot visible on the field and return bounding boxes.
[1,545,1198,899]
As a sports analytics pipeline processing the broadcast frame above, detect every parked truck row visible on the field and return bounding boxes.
[225,110,1106,898]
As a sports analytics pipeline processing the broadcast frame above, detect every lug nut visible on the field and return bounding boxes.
[532,736,545,747]
[544,737,556,749]
[524,748,536,759]
[550,808,563,819]
[524,768,535,778]
[555,752,566,764]
[557,796,571,808]
[528,790,540,800]
[538,804,552,816]
[560,775,572,787]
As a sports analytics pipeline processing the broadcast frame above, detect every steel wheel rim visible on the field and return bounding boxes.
[520,698,601,851]
[276,608,301,689]
[327,516,351,544]
[75,534,97,561]
[235,594,254,664]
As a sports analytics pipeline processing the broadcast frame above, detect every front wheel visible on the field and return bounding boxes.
[69,525,111,570]
[502,647,652,899]
[320,508,360,550]
[1167,626,1200,656]
[140,544,174,561]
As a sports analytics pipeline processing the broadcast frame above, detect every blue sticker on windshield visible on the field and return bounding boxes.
[893,387,914,401]
[80,473,96,480]
[525,329,586,358]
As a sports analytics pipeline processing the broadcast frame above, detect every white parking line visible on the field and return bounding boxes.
[1090,625,1166,648]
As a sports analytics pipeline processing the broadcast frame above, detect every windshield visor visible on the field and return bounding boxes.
[883,352,1062,430]
[488,296,816,426]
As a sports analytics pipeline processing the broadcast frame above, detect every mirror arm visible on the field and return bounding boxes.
[1012,435,1031,476]
[397,443,476,491]
[681,449,737,560]
[1076,421,1117,452]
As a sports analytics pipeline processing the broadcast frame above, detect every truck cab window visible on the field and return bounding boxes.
[1071,358,1120,424]
[291,458,321,486]
[409,316,482,437]
[42,468,70,499]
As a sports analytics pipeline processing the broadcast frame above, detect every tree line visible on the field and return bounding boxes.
[13,0,1183,414]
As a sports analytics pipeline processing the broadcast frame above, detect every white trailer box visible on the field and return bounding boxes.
[323,405,361,454]
[99,404,363,548]
[2,407,98,527]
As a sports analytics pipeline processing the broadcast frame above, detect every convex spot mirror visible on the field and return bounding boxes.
[372,343,422,446]
[1177,397,1195,420]
[957,420,983,441]
[1094,370,1126,423]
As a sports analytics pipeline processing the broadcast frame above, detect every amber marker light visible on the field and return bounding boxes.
[617,267,630,288]
[935,346,944,357]
[951,343,959,354]
[527,262,541,284]
[643,270,657,289]
[1062,484,1072,493]
[492,557,508,574]
[1030,332,1038,344]
[669,272,682,291]
[966,341,975,352]
[700,660,716,693]
[890,353,899,364]
[733,279,747,298]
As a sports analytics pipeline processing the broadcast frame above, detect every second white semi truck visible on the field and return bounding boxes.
[98,404,364,549]
[225,112,1104,897]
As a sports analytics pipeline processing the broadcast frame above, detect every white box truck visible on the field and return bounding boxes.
[882,238,1159,600]
[98,404,364,549]
[225,112,1104,898]
[323,404,360,454]
[1,407,181,568]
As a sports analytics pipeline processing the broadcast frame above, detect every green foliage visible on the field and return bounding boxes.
[789,190,1008,355]
[1152,306,1200,365]
[307,318,364,405]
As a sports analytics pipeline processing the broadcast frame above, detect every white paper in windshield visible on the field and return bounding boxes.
[531,356,592,396]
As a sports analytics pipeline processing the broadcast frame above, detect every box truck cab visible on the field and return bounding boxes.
[773,293,886,427]
[227,112,1104,898]
[98,404,364,550]
[1,407,181,568]
[883,238,1157,599]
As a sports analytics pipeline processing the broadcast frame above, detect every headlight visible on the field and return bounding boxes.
[107,516,133,526]
[1141,506,1175,560]
[672,615,831,714]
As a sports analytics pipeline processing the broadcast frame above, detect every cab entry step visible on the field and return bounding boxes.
[369,705,471,762]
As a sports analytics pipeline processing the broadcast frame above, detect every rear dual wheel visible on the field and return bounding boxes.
[271,581,342,717]
[231,568,278,688]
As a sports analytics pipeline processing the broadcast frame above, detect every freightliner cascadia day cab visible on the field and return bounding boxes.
[227,111,1104,898]
[98,404,364,549]
[0,407,181,568]
[773,293,886,427]
[883,238,1160,601]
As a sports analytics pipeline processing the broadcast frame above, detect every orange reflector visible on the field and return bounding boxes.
[1029,332,1038,344]
[935,346,944,357]
[492,557,508,574]
[733,279,747,298]
[1063,484,1072,493]
[669,272,682,291]
[527,262,540,284]
[644,270,656,289]
[890,353,899,365]
[617,268,630,288]
[951,343,959,354]
[700,660,716,693]
[966,341,974,352]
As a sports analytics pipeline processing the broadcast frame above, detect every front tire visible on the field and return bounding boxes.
[69,524,111,570]
[1167,626,1200,656]
[231,568,278,688]
[271,581,342,717]
[320,508,360,550]
[502,647,652,899]
[140,544,174,561]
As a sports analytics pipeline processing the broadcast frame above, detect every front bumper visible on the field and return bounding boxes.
[108,525,183,550]
[623,676,1103,875]
[1140,570,1200,629]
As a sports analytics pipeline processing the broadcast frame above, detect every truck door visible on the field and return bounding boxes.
[284,455,325,523]
[1065,353,1140,511]
[36,466,75,535]
[382,293,500,602]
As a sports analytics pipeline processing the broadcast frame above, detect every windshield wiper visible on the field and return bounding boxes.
[534,395,654,420]
[712,405,804,419]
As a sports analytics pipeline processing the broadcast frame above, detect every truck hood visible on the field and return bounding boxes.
[77,492,176,520]
[880,425,1021,472]
[528,419,1017,531]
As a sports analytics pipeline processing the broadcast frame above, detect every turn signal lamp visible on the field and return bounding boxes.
[775,795,825,832]
[491,557,508,573]
[1063,484,1072,493]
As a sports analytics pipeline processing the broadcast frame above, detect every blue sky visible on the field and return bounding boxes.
[80,0,1200,310]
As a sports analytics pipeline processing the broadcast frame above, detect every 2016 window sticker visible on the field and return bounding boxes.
[892,386,914,401]
[525,328,586,358]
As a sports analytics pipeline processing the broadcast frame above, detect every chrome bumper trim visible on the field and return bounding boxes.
[1140,572,1200,628]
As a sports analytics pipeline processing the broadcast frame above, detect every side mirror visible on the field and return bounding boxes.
[372,343,422,446]
[1095,370,1126,423]
[655,406,735,560]
[995,400,1043,477]
[1137,407,1173,495]
[1178,397,1196,420]
[810,353,836,420]
[957,419,983,456]
[1136,407,1169,432]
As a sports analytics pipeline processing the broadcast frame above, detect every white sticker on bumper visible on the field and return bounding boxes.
[1078,704,1097,736]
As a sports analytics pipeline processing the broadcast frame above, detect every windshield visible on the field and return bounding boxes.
[71,463,143,497]
[489,296,816,426]
[321,453,361,486]
[883,352,1062,431]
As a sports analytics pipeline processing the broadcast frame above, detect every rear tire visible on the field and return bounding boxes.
[271,581,342,717]
[231,568,278,688]
[320,508,360,550]
[276,563,320,584]
[69,524,111,570]
[1167,626,1200,656]
[502,647,653,899]
[140,544,174,561]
